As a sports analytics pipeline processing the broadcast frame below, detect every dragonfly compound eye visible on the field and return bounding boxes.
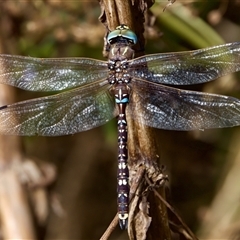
[107,25,137,44]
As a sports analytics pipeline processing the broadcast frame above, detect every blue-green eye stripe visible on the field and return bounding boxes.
[107,30,119,42]
[121,29,137,44]
[107,26,137,44]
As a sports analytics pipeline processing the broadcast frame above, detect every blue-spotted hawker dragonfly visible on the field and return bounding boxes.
[0,25,240,229]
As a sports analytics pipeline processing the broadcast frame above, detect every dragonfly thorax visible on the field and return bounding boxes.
[108,59,131,84]
[107,41,135,85]
[108,42,135,60]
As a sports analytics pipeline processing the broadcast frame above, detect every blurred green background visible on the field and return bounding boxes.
[1,1,240,239]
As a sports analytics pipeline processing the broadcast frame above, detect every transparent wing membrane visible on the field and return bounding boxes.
[130,79,240,130]
[0,80,116,136]
[0,54,108,91]
[130,42,240,85]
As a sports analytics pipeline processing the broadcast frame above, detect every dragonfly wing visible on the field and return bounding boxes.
[130,42,240,85]
[0,80,116,136]
[0,54,109,91]
[129,79,240,130]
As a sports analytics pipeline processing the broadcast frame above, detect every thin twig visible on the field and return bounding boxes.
[99,214,119,240]
[145,176,198,240]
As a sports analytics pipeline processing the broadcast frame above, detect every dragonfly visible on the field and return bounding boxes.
[0,25,240,229]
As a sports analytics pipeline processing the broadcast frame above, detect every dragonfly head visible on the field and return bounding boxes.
[107,25,137,45]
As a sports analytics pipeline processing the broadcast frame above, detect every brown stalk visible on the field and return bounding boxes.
[99,0,172,239]
[0,5,36,238]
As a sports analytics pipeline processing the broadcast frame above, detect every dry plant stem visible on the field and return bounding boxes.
[100,0,139,30]
[145,176,198,240]
[0,14,36,236]
[99,0,171,239]
[0,165,36,239]
[163,0,176,11]
[127,115,171,240]
[0,86,36,239]
[99,214,119,240]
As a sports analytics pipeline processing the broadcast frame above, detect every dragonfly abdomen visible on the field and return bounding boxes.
[114,84,130,229]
